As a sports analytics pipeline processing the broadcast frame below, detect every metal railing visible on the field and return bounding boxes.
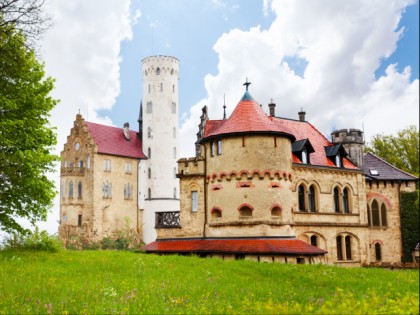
[155,211,181,228]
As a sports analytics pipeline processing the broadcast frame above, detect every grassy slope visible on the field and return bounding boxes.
[0,250,418,314]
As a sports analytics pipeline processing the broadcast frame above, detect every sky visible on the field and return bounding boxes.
[18,0,420,234]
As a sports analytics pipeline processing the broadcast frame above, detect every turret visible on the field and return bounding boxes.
[331,128,364,167]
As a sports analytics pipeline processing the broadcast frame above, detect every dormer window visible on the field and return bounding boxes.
[369,169,379,176]
[302,148,308,164]
[292,139,314,165]
[335,154,342,168]
[325,144,348,168]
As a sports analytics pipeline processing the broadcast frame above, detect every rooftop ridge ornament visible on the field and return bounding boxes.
[223,93,227,120]
[243,78,251,91]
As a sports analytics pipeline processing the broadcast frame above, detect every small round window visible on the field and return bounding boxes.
[74,142,80,150]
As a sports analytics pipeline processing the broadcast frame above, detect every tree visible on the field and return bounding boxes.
[0,20,58,233]
[0,0,50,46]
[366,125,419,177]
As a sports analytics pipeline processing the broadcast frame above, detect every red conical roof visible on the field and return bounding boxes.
[203,91,295,140]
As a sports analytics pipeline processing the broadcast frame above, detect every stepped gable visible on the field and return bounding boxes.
[272,118,358,169]
[364,152,418,181]
[142,238,327,255]
[86,122,146,159]
[203,91,295,140]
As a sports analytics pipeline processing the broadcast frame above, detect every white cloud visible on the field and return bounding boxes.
[35,0,136,233]
[180,0,419,157]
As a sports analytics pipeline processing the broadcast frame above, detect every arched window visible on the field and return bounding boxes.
[239,205,253,217]
[271,206,281,216]
[173,147,176,159]
[333,187,340,213]
[336,236,343,261]
[342,188,350,213]
[69,181,74,198]
[211,208,222,218]
[367,204,371,225]
[173,188,177,198]
[77,181,82,199]
[371,200,380,226]
[308,185,316,212]
[345,235,352,260]
[310,235,317,247]
[298,185,305,211]
[147,101,153,113]
[156,67,160,75]
[173,127,176,138]
[148,188,151,199]
[380,204,387,227]
[148,168,151,179]
[375,243,382,261]
[148,147,151,159]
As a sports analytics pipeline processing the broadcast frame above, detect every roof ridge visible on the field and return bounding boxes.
[86,121,140,133]
[364,152,418,179]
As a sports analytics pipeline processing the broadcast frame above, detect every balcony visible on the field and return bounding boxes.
[61,167,86,176]
[155,211,181,228]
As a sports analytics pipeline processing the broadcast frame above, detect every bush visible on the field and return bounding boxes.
[1,227,62,252]
[401,190,420,262]
[101,237,116,250]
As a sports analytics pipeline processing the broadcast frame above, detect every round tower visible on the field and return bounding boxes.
[331,128,364,168]
[139,55,180,243]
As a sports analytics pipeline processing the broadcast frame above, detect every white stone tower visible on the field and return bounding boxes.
[138,55,180,244]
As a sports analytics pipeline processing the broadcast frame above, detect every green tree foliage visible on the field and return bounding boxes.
[0,20,58,233]
[401,191,420,262]
[366,125,419,177]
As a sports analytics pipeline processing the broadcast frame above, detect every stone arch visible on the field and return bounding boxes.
[237,203,254,217]
[293,179,309,192]
[187,182,201,194]
[270,204,282,216]
[298,231,327,250]
[211,207,222,218]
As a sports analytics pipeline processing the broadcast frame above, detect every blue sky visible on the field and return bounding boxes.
[28,0,420,234]
[106,0,419,141]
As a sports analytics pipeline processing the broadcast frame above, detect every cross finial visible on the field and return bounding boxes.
[223,94,227,119]
[243,77,251,91]
[78,108,80,115]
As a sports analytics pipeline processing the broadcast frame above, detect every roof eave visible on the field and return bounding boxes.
[201,131,296,143]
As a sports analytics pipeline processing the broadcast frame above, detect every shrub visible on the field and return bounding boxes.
[1,227,62,252]
[101,237,116,250]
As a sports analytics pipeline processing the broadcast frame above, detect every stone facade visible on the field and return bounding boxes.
[156,89,418,266]
[59,114,142,245]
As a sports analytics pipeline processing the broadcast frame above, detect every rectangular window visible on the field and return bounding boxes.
[103,159,111,172]
[336,236,343,261]
[125,162,132,174]
[217,140,222,155]
[78,214,82,227]
[191,191,198,212]
[210,142,215,157]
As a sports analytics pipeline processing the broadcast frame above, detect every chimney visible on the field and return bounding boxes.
[298,108,306,122]
[268,99,276,117]
[123,122,130,141]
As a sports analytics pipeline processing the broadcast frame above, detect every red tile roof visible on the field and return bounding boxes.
[203,91,295,140]
[86,122,146,159]
[202,90,358,169]
[273,118,358,169]
[142,238,327,255]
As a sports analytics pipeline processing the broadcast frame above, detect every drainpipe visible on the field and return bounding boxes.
[398,180,404,263]
[203,143,208,239]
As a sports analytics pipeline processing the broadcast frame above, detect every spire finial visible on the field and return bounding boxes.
[243,77,251,91]
[223,94,227,120]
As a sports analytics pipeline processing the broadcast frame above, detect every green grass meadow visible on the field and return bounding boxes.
[0,250,418,314]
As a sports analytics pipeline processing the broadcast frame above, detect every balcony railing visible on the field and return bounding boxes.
[61,167,86,176]
[155,211,181,228]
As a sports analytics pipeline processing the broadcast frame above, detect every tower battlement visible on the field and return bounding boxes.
[331,128,364,144]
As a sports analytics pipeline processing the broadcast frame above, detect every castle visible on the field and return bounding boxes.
[59,55,418,266]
